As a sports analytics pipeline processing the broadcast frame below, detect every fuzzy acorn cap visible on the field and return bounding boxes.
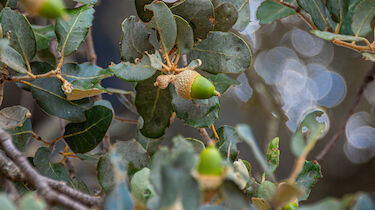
[21,0,45,15]
[172,70,200,99]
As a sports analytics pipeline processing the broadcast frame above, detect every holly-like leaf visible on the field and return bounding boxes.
[171,0,215,39]
[208,73,240,94]
[171,87,220,128]
[32,24,56,51]
[146,1,177,54]
[19,193,46,210]
[0,106,32,152]
[291,110,328,157]
[256,0,296,24]
[64,100,113,153]
[33,147,70,182]
[221,0,250,31]
[29,77,92,122]
[214,3,238,32]
[215,126,242,162]
[175,15,194,55]
[0,39,28,74]
[326,0,349,24]
[135,73,173,138]
[351,0,375,37]
[110,55,157,82]
[295,160,322,201]
[135,0,154,22]
[130,168,155,205]
[61,63,112,100]
[120,16,155,62]
[297,0,333,30]
[55,5,94,56]
[311,30,363,41]
[266,137,280,176]
[0,8,36,61]
[188,31,252,74]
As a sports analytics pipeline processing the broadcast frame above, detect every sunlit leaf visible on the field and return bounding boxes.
[0,194,16,210]
[189,31,252,74]
[362,52,375,62]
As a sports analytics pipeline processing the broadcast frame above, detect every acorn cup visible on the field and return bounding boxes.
[172,70,220,100]
[20,0,66,19]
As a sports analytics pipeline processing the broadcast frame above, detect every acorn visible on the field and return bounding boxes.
[197,146,223,176]
[21,0,66,19]
[282,201,298,210]
[172,70,220,99]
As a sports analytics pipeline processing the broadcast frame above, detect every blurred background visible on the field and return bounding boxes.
[2,0,375,204]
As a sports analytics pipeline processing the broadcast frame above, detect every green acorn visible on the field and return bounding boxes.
[282,201,298,210]
[172,70,220,99]
[197,146,223,176]
[21,0,65,19]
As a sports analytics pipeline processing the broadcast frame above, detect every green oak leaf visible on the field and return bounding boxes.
[33,147,70,182]
[64,100,113,153]
[256,0,296,24]
[189,31,252,74]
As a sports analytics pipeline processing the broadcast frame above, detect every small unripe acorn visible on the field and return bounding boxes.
[172,70,220,99]
[282,202,298,210]
[197,146,223,176]
[21,0,65,19]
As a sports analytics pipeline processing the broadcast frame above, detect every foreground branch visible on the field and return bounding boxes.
[316,64,375,162]
[0,129,100,210]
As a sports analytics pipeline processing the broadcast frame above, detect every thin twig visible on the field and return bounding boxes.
[114,116,138,124]
[198,128,215,146]
[86,28,97,64]
[0,129,89,210]
[316,64,375,162]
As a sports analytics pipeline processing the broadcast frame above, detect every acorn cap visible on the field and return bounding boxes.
[172,70,200,99]
[21,0,45,15]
